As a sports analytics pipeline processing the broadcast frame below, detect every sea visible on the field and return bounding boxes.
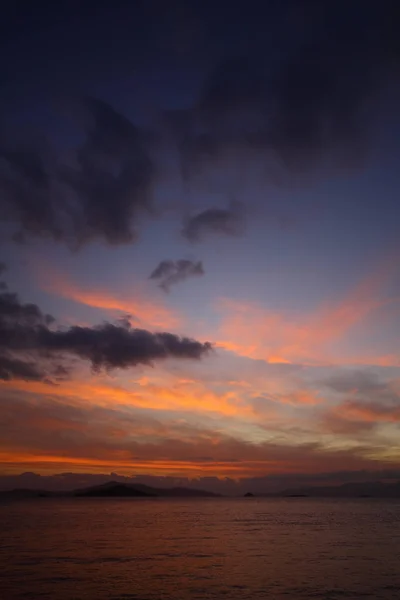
[1,497,400,599]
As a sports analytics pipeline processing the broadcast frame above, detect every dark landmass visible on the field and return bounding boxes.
[266,480,400,498]
[0,480,220,500]
[2,480,400,500]
[75,482,155,497]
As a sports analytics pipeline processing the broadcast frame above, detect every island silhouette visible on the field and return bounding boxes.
[1,479,400,499]
[0,481,220,499]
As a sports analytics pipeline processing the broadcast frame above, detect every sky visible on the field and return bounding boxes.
[1,0,400,493]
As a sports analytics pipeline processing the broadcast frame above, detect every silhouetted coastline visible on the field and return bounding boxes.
[2,479,400,500]
[0,481,221,500]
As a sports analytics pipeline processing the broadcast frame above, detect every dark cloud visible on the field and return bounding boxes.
[1,2,399,248]
[0,136,61,243]
[0,355,45,382]
[168,1,400,182]
[39,324,211,371]
[59,98,156,246]
[0,262,6,276]
[150,259,204,291]
[0,98,156,247]
[0,281,212,382]
[267,1,384,168]
[182,201,245,242]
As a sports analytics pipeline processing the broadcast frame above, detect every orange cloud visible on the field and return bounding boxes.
[38,268,180,330]
[279,390,322,406]
[332,400,400,424]
[2,375,399,477]
[0,452,290,477]
[0,376,252,419]
[214,257,398,366]
[1,438,398,478]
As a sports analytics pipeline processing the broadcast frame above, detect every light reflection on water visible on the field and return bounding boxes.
[1,497,400,599]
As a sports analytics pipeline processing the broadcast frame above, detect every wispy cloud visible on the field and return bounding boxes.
[40,269,180,330]
[0,374,251,419]
[214,257,399,366]
[1,398,398,479]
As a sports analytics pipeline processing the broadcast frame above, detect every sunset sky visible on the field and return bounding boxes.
[1,0,400,493]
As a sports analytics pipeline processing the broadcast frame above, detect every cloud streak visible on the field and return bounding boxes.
[215,257,398,366]
[38,266,180,329]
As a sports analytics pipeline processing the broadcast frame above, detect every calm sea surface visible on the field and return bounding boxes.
[1,498,400,599]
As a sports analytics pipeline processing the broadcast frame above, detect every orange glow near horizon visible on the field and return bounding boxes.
[2,253,400,480]
[0,452,293,477]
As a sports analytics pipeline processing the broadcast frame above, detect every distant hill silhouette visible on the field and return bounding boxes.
[3,479,399,500]
[75,481,219,498]
[0,480,220,499]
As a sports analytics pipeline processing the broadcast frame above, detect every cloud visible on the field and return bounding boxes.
[59,97,156,246]
[149,259,204,291]
[0,384,398,481]
[155,2,400,208]
[0,355,45,382]
[182,201,245,242]
[0,279,212,382]
[1,352,399,484]
[320,368,400,433]
[0,98,156,247]
[340,399,400,424]
[40,325,212,371]
[321,398,400,435]
[39,266,180,329]
[1,3,399,251]
[0,262,7,276]
[323,369,391,396]
[0,137,59,243]
[183,2,399,175]
[267,1,398,169]
[213,257,397,366]
[2,375,249,419]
